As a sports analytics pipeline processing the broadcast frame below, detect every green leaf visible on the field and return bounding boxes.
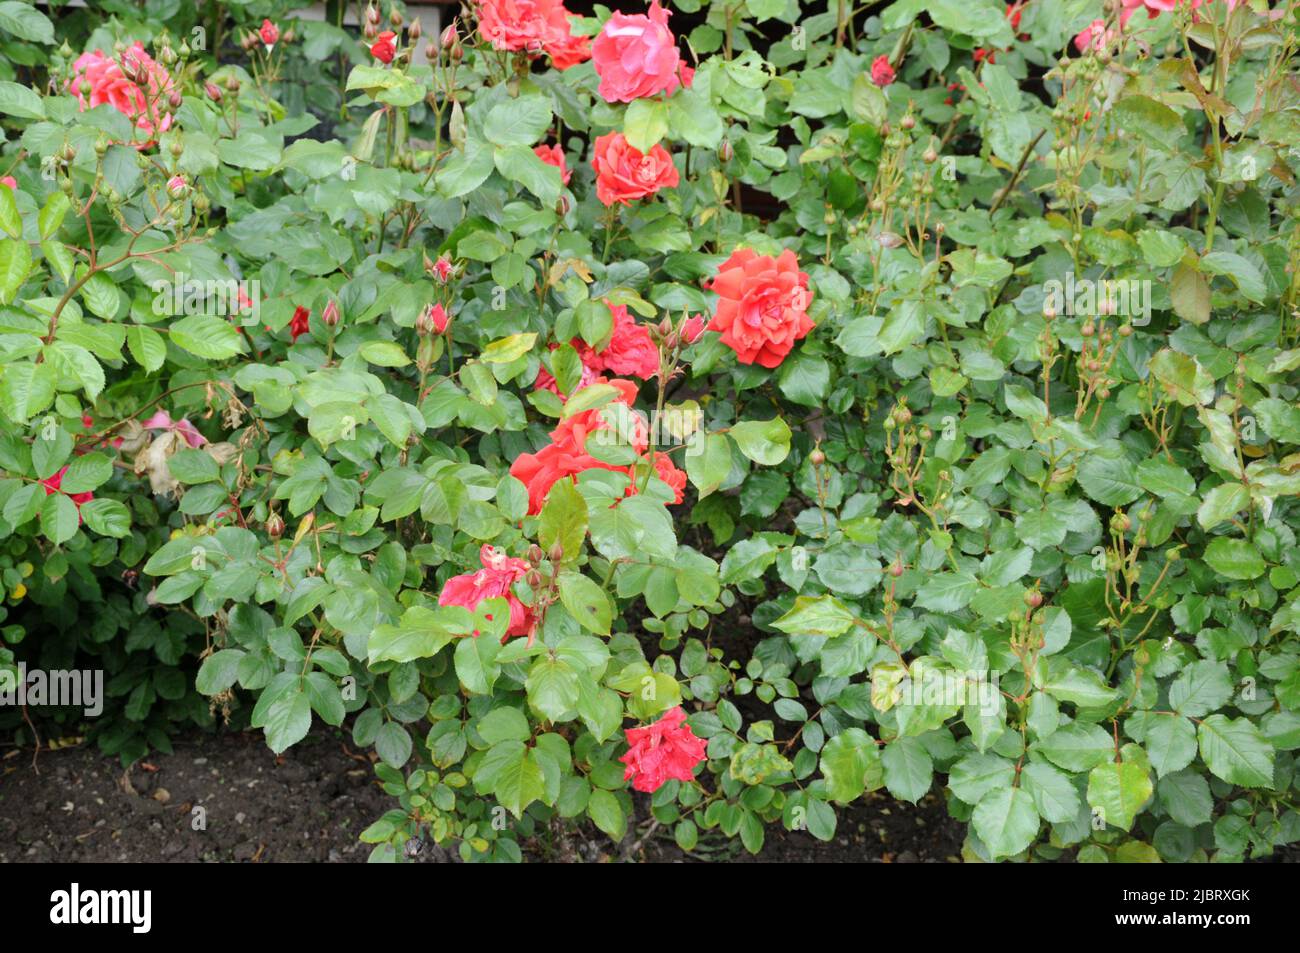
[40,492,79,545]
[0,79,44,118]
[972,787,1039,859]
[169,315,245,360]
[819,728,882,804]
[729,417,792,465]
[0,2,53,43]
[558,571,612,634]
[1197,714,1274,788]
[1203,537,1266,580]
[483,95,553,147]
[1087,760,1153,831]
[587,788,626,840]
[624,98,669,152]
[79,498,130,537]
[264,691,312,754]
[0,180,19,238]
[369,607,455,664]
[196,649,245,694]
[454,633,502,695]
[772,595,856,637]
[1149,348,1214,407]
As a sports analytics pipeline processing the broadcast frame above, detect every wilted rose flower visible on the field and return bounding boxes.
[142,410,207,448]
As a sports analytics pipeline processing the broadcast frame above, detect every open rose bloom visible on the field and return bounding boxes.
[437,545,536,640]
[619,706,708,793]
[591,132,679,206]
[70,42,174,141]
[476,0,591,69]
[706,248,814,368]
[592,0,689,102]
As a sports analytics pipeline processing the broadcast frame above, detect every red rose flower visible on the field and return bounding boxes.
[260,19,280,47]
[580,303,660,379]
[591,132,678,207]
[437,545,536,641]
[870,54,895,87]
[371,31,397,63]
[476,0,590,70]
[510,380,642,514]
[289,305,311,341]
[706,248,813,368]
[534,143,572,185]
[619,706,707,793]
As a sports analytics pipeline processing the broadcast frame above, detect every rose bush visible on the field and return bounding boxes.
[0,0,1299,864]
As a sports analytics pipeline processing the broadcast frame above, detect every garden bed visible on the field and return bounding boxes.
[0,730,963,863]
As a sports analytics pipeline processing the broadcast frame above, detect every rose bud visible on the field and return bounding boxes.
[205,82,223,102]
[408,17,421,41]
[166,175,187,199]
[681,314,706,344]
[321,299,341,327]
[440,23,458,50]
[266,513,285,539]
[719,138,734,162]
[428,303,450,334]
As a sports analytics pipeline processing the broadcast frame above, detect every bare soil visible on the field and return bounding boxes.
[0,728,964,863]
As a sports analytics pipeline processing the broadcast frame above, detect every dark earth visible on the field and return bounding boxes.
[0,728,965,863]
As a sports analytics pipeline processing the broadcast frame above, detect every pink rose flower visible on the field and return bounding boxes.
[69,42,174,141]
[0,176,16,191]
[437,545,536,641]
[591,0,688,103]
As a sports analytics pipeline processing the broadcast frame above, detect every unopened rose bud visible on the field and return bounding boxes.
[266,514,285,539]
[167,174,187,198]
[809,448,825,466]
[659,317,673,337]
[390,9,403,27]
[408,17,421,40]
[555,195,570,216]
[901,115,916,130]
[923,147,938,164]
[367,4,381,24]
[890,561,904,578]
[225,75,240,92]
[321,299,340,327]
[205,82,223,103]
[719,138,733,162]
[1042,303,1056,319]
[1024,590,1043,608]
[549,542,564,563]
[363,21,378,40]
[527,544,544,563]
[168,90,183,109]
[440,23,458,49]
